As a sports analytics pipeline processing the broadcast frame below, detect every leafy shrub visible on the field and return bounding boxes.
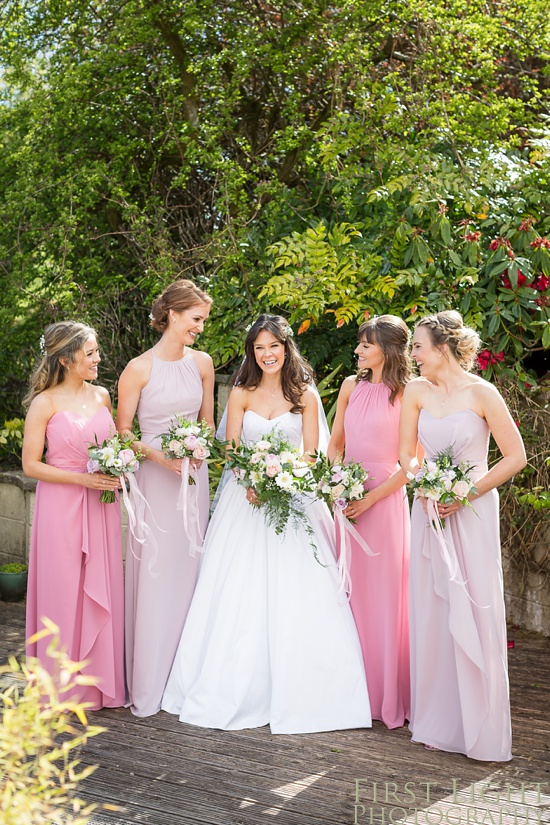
[0,620,105,824]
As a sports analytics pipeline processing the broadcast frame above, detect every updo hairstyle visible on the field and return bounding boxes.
[357,315,412,405]
[24,321,97,407]
[234,314,314,413]
[150,279,212,333]
[416,310,481,371]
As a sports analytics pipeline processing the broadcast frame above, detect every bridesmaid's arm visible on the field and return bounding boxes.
[195,350,215,432]
[471,382,526,498]
[301,387,320,458]
[22,394,120,491]
[327,377,355,461]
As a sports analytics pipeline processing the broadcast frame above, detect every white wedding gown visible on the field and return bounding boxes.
[161,410,372,734]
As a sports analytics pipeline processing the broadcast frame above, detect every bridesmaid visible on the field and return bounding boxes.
[327,314,412,728]
[23,321,125,709]
[399,310,526,760]
[117,279,214,717]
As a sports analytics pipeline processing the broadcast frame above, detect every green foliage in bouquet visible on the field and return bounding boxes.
[227,430,316,540]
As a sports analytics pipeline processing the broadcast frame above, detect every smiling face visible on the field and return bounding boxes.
[253,329,286,374]
[68,335,101,381]
[411,325,442,379]
[355,335,385,374]
[169,302,211,346]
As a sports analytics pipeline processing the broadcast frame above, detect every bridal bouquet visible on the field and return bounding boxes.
[87,433,143,503]
[227,430,317,538]
[160,416,214,483]
[312,454,370,517]
[407,446,477,527]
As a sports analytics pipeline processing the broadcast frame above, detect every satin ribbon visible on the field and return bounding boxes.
[335,506,379,598]
[177,457,205,557]
[122,473,164,577]
[426,497,489,608]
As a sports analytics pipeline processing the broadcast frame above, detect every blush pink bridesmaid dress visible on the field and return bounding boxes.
[409,409,512,761]
[343,380,411,728]
[26,406,125,709]
[124,349,209,717]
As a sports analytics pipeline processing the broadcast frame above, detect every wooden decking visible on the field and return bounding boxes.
[1,600,549,825]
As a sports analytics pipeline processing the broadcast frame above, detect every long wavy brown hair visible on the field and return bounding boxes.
[356,315,412,405]
[234,315,314,413]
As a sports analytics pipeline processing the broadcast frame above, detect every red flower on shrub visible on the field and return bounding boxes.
[464,231,481,242]
[531,274,549,292]
[530,237,550,250]
[477,349,505,371]
[489,237,514,259]
[518,218,535,232]
[501,269,526,289]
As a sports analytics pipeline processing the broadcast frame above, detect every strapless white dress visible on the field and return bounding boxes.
[161,410,371,734]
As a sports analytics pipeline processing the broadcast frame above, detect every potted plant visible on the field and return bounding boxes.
[0,562,28,602]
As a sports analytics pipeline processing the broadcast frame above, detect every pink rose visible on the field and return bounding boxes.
[192,445,209,460]
[168,439,182,454]
[184,434,198,449]
[119,448,135,466]
[266,465,279,477]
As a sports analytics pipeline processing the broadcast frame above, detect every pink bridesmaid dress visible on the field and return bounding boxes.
[409,410,512,761]
[343,380,411,728]
[124,349,209,717]
[26,406,125,709]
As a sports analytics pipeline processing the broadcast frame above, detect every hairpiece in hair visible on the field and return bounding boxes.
[39,335,46,354]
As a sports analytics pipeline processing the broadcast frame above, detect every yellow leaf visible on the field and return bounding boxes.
[297,319,311,334]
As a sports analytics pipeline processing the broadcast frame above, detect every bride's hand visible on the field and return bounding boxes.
[246,487,260,505]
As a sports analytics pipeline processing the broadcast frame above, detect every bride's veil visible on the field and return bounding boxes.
[211,373,329,512]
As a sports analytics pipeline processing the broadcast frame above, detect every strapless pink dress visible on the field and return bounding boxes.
[26,406,125,709]
[409,409,512,761]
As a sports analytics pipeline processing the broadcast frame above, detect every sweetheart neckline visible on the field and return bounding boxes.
[244,409,297,423]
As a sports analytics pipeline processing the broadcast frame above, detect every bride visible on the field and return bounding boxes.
[161,314,371,734]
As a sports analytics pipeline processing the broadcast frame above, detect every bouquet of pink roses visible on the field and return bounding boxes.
[227,430,316,539]
[87,433,142,503]
[407,446,477,527]
[160,416,214,483]
[311,454,370,517]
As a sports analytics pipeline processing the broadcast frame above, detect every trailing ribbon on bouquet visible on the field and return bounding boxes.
[122,472,164,577]
[426,498,489,608]
[335,506,379,597]
[177,457,205,557]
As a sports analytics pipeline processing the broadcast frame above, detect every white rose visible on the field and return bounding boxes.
[331,483,345,499]
[256,440,271,451]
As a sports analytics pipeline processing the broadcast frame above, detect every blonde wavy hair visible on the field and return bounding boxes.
[24,321,97,407]
[415,310,480,371]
